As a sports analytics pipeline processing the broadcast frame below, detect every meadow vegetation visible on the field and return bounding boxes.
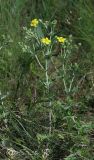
[0,0,94,159]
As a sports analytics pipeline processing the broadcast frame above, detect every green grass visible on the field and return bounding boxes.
[0,0,94,160]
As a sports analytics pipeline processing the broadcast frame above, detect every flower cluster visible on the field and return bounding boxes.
[56,36,66,43]
[41,37,51,45]
[30,19,39,27]
[30,19,66,45]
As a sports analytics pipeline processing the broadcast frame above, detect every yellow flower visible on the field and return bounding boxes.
[30,19,39,27]
[56,36,66,43]
[41,37,51,45]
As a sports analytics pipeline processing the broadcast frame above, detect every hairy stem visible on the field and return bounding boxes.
[45,58,52,135]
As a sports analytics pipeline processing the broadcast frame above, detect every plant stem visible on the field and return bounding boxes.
[45,58,52,135]
[45,59,49,90]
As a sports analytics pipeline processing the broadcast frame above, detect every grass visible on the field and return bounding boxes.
[0,0,94,160]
